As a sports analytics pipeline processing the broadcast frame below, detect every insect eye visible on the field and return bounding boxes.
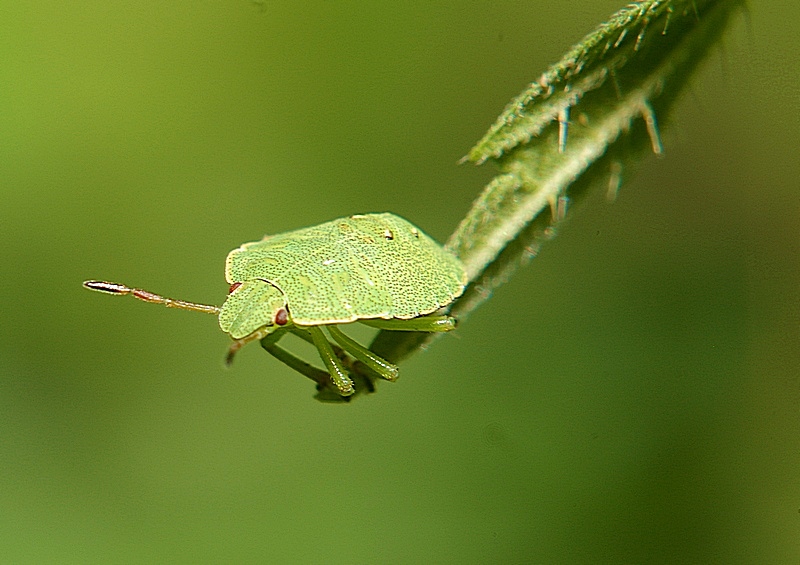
[274,307,289,326]
[383,229,394,241]
[228,282,242,294]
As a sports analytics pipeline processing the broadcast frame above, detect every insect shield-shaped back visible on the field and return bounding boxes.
[224,213,467,326]
[218,280,289,339]
[84,213,466,400]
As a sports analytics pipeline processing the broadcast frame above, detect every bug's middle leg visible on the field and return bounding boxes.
[301,326,355,397]
[326,325,399,381]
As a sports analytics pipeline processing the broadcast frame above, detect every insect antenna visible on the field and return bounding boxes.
[83,280,221,315]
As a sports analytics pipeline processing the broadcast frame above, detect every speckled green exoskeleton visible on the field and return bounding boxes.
[84,213,467,397]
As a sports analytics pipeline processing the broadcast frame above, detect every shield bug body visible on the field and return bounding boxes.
[84,213,467,397]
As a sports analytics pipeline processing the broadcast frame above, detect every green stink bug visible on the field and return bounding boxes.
[84,213,467,397]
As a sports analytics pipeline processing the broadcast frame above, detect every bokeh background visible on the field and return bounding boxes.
[2,1,797,562]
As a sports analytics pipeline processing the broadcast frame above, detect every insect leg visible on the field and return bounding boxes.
[361,315,457,332]
[288,327,349,363]
[263,330,377,400]
[83,280,221,315]
[326,325,399,381]
[303,326,355,397]
[260,329,332,388]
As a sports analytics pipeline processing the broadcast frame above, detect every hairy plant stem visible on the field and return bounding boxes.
[368,0,743,374]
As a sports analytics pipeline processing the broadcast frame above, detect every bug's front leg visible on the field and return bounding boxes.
[260,328,330,387]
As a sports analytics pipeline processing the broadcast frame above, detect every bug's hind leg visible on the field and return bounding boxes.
[361,315,457,333]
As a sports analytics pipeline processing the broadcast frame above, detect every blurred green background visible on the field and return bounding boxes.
[2,1,798,562]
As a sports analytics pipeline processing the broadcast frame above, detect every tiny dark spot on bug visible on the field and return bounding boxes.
[384,229,394,241]
[228,282,241,294]
[274,307,289,326]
